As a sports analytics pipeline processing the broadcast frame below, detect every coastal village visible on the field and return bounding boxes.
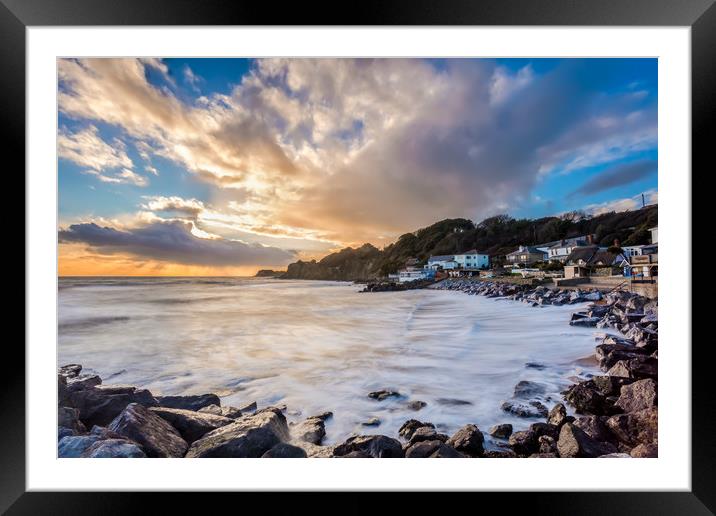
[389,226,658,299]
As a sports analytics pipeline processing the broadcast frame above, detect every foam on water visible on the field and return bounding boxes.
[58,277,606,446]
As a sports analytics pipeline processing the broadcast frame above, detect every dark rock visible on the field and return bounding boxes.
[547,403,574,427]
[500,400,548,418]
[148,406,234,444]
[615,379,657,413]
[238,401,258,413]
[362,417,381,427]
[93,384,138,395]
[605,408,658,447]
[538,435,557,454]
[81,439,146,458]
[406,400,427,411]
[436,398,473,406]
[58,364,83,378]
[430,444,465,458]
[291,415,327,445]
[557,423,617,458]
[488,424,513,439]
[513,380,547,399]
[574,415,614,443]
[59,406,86,434]
[564,382,606,414]
[198,404,243,419]
[340,451,371,458]
[508,430,537,456]
[607,357,657,379]
[529,422,559,440]
[66,374,102,392]
[58,435,102,457]
[262,443,308,458]
[398,419,435,440]
[446,424,484,457]
[367,389,401,401]
[591,375,635,396]
[155,393,221,411]
[630,442,658,458]
[529,452,558,458]
[569,317,600,327]
[333,435,404,458]
[68,386,159,428]
[186,409,289,458]
[484,449,517,458]
[525,362,546,370]
[408,426,448,446]
[108,403,188,458]
[405,440,443,458]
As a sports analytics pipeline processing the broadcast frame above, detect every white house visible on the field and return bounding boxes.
[426,254,458,270]
[547,236,593,263]
[622,244,658,258]
[453,249,490,269]
[650,227,658,244]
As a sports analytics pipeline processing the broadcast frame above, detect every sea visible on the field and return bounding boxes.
[58,276,605,446]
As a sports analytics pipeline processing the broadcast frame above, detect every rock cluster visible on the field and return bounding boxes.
[58,280,657,458]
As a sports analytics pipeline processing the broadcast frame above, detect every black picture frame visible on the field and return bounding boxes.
[5,0,711,512]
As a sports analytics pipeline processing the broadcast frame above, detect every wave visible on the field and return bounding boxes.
[59,316,130,332]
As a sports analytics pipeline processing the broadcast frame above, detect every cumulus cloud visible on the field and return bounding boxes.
[570,159,657,197]
[58,220,296,267]
[58,58,657,247]
[58,125,133,171]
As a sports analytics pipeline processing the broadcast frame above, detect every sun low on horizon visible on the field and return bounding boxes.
[58,58,658,277]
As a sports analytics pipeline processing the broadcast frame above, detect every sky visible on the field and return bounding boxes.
[58,58,658,276]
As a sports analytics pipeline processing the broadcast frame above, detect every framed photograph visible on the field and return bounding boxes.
[8,0,711,511]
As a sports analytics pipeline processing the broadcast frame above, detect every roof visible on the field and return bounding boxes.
[428,254,455,262]
[506,246,545,256]
[565,245,626,266]
[455,249,487,256]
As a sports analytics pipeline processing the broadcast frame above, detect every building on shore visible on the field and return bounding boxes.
[622,244,658,258]
[505,245,548,266]
[425,254,458,270]
[650,226,658,244]
[453,249,490,270]
[562,245,629,280]
[546,234,596,263]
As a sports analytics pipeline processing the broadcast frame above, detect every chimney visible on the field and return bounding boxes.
[586,234,593,244]
[613,239,620,248]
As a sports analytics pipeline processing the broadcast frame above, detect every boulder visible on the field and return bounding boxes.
[149,406,234,444]
[333,435,404,458]
[591,375,635,397]
[362,417,381,427]
[529,422,559,440]
[605,408,658,447]
[508,430,537,457]
[529,453,558,458]
[547,403,574,427]
[58,406,86,434]
[614,379,657,413]
[564,382,606,415]
[430,444,464,458]
[607,357,657,380]
[66,374,102,392]
[574,415,614,443]
[500,400,548,418]
[186,408,289,458]
[58,435,101,458]
[58,364,83,378]
[488,424,513,439]
[513,380,547,399]
[108,403,188,458]
[408,426,448,446]
[58,427,75,441]
[398,419,435,440]
[569,317,600,327]
[436,398,473,406]
[291,415,327,445]
[406,400,427,411]
[484,449,517,458]
[630,442,658,458]
[367,389,401,401]
[238,401,258,413]
[405,440,443,458]
[198,404,243,419]
[68,387,158,428]
[557,423,617,458]
[446,424,484,457]
[81,439,146,458]
[155,393,221,411]
[262,443,308,458]
[538,435,557,454]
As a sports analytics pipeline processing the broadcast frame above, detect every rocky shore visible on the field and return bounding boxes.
[58,279,657,458]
